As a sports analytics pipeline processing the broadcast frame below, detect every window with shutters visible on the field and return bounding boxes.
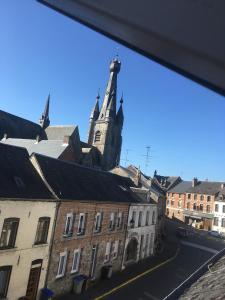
[34,217,50,244]
[0,218,19,249]
[56,251,67,278]
[63,213,74,237]
[71,249,81,273]
[0,266,12,298]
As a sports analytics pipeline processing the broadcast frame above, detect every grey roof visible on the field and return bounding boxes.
[1,139,68,158]
[45,125,77,140]
[0,110,46,140]
[0,143,54,199]
[186,181,224,195]
[33,154,138,203]
[168,181,192,193]
[179,254,225,300]
[153,174,181,191]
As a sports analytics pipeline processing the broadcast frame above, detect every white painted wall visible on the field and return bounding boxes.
[122,203,157,269]
[0,200,57,300]
[213,201,225,234]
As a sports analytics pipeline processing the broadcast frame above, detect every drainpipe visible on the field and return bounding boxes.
[44,200,61,288]
[120,203,131,270]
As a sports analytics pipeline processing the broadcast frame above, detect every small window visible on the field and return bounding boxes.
[145,211,150,226]
[222,218,225,228]
[187,194,191,200]
[199,204,203,211]
[207,196,211,202]
[56,251,67,278]
[77,213,86,235]
[94,131,101,142]
[206,205,211,213]
[0,218,19,249]
[130,211,136,228]
[193,203,197,210]
[214,217,219,226]
[104,241,111,262]
[112,240,119,259]
[71,249,81,273]
[194,194,197,200]
[138,211,143,227]
[64,213,74,237]
[200,195,204,201]
[14,176,25,188]
[215,204,219,212]
[94,212,103,233]
[152,211,156,225]
[109,212,115,231]
[35,217,50,245]
[117,212,123,229]
[0,266,12,298]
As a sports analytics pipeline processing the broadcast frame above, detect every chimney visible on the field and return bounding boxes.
[63,135,70,145]
[2,133,7,140]
[35,135,41,143]
[221,183,225,189]
[192,177,198,187]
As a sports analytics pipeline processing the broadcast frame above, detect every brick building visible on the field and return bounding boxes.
[31,153,144,296]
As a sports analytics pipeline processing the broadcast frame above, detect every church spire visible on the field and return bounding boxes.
[39,94,50,129]
[116,93,124,125]
[90,92,100,121]
[99,57,121,120]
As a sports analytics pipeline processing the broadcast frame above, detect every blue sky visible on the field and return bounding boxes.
[1,1,225,181]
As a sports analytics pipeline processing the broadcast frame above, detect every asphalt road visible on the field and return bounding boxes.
[103,219,225,300]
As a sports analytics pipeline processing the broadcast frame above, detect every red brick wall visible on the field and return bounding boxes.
[47,201,129,295]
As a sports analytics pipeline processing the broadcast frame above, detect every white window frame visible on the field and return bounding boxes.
[77,213,86,235]
[71,249,81,274]
[112,240,119,259]
[109,213,115,230]
[117,212,123,229]
[138,211,143,227]
[94,212,103,233]
[145,211,150,226]
[56,251,67,278]
[104,241,111,262]
[64,213,74,237]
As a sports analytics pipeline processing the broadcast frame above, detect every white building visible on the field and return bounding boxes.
[122,203,157,269]
[213,188,225,234]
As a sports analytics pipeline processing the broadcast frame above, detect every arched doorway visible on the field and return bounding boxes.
[125,238,138,262]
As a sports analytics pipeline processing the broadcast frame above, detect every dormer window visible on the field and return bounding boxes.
[14,176,25,188]
[94,131,101,142]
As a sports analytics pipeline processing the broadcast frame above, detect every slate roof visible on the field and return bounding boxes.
[32,154,138,203]
[168,181,192,193]
[0,143,54,199]
[153,174,181,191]
[1,139,68,158]
[45,125,77,140]
[0,110,46,140]
[186,181,224,195]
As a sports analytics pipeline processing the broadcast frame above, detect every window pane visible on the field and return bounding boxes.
[0,219,19,248]
[0,266,12,297]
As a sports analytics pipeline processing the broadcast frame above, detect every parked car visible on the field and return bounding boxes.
[208,230,222,238]
[176,227,189,238]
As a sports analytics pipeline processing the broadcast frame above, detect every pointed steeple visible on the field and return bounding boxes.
[99,57,121,120]
[39,94,50,129]
[116,93,124,125]
[90,92,100,121]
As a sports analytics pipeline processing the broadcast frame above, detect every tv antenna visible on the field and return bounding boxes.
[142,146,151,174]
[121,149,131,167]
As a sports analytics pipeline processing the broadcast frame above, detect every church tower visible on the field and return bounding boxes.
[88,57,124,171]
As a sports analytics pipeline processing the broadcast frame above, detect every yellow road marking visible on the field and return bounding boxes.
[94,245,180,300]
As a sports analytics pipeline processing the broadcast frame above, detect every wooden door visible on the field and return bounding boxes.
[26,260,42,300]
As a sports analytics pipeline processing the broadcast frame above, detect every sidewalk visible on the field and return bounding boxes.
[55,236,178,300]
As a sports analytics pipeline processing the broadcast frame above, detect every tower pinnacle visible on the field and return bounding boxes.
[39,94,50,129]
